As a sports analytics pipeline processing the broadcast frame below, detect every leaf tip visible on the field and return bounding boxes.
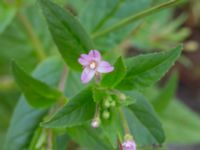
[175,44,183,54]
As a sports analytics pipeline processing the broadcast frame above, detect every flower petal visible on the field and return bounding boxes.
[81,67,95,83]
[78,54,91,66]
[89,50,101,62]
[97,61,114,73]
[122,140,136,150]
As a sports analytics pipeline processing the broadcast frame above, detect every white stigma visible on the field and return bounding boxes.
[89,62,96,69]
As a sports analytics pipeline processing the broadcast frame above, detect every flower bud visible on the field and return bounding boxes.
[122,139,136,150]
[102,110,110,119]
[122,134,136,150]
[119,93,126,101]
[91,117,100,128]
[110,101,116,107]
[103,99,110,108]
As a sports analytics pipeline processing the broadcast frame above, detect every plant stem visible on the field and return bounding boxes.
[47,129,53,150]
[94,104,100,118]
[118,138,124,150]
[58,65,68,105]
[92,0,183,39]
[58,65,68,92]
[16,12,46,61]
[46,65,68,149]
[120,109,130,134]
[95,72,101,83]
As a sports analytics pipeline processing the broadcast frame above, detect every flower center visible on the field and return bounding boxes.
[89,61,96,69]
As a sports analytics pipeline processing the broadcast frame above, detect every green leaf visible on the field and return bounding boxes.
[0,4,53,73]
[67,124,114,150]
[124,91,165,146]
[161,100,200,144]
[92,0,185,38]
[66,0,89,14]
[12,61,64,108]
[41,87,95,128]
[79,0,121,33]
[40,0,94,70]
[101,56,126,88]
[0,1,16,33]
[152,72,178,112]
[92,86,108,103]
[117,45,182,90]
[55,134,70,150]
[132,10,190,51]
[64,70,85,98]
[84,0,152,50]
[5,57,64,150]
[101,108,123,148]
[5,97,47,150]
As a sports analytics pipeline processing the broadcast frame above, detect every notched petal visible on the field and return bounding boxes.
[78,54,91,66]
[89,50,101,62]
[97,61,114,73]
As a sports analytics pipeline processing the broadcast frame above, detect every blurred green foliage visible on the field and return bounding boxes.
[132,10,190,51]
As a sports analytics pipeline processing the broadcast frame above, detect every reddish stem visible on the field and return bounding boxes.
[118,138,123,150]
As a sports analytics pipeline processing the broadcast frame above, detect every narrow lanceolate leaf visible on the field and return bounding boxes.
[101,56,126,88]
[117,45,182,90]
[5,57,64,150]
[41,87,95,128]
[152,72,178,112]
[124,91,165,146]
[12,61,64,108]
[40,0,94,70]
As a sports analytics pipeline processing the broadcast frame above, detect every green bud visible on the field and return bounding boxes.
[103,99,110,108]
[124,134,134,140]
[119,93,126,101]
[110,101,116,107]
[107,96,113,102]
[102,110,110,119]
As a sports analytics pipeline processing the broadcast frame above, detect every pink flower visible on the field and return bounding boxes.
[78,50,114,84]
[122,140,136,150]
